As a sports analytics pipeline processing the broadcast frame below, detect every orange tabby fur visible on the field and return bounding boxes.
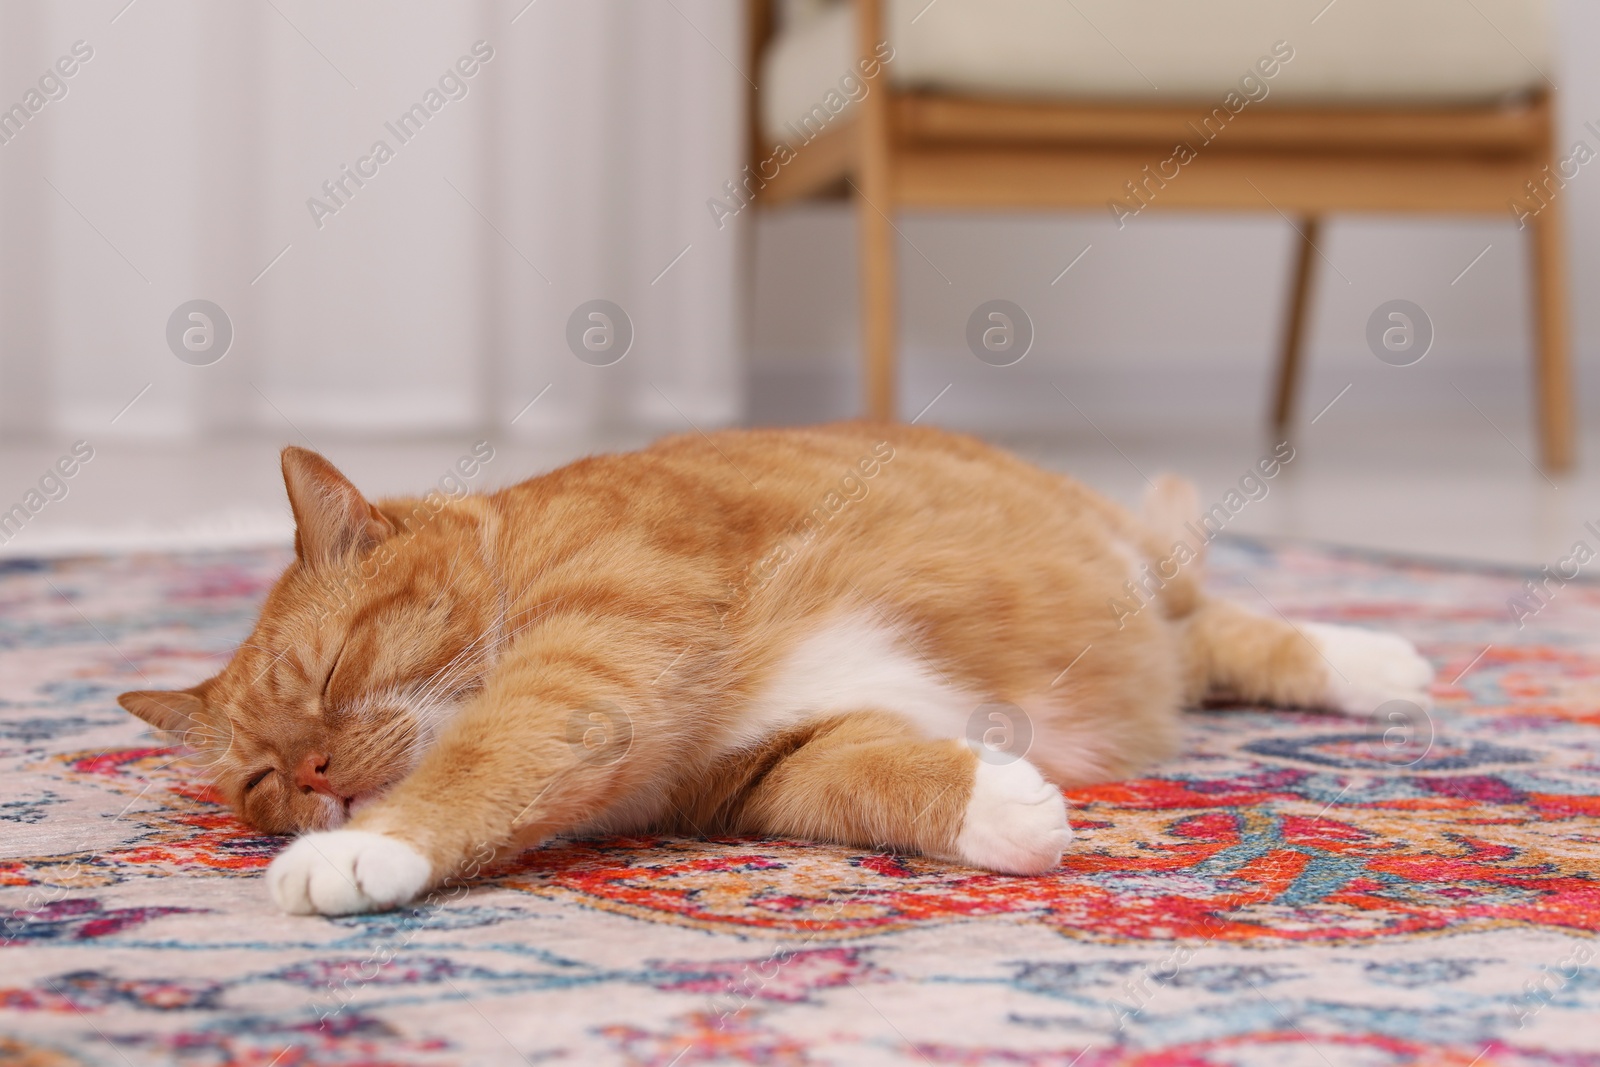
[119,423,1433,915]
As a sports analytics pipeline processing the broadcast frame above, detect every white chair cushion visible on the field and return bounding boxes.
[760,0,1552,139]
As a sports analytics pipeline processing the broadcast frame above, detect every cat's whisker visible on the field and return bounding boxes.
[412,652,493,720]
[409,653,481,714]
[406,619,502,712]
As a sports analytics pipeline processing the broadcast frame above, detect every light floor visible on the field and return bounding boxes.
[0,415,1592,572]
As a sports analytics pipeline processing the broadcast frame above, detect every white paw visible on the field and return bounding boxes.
[953,759,1073,875]
[1299,622,1434,716]
[266,830,431,916]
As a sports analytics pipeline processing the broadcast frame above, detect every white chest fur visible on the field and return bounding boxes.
[731,612,983,751]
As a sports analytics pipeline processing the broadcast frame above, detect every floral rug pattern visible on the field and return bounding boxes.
[2,541,1599,1066]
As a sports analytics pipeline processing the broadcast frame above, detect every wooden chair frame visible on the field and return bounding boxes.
[747,0,1575,471]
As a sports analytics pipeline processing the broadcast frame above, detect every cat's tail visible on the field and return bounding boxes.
[1138,474,1206,617]
[1140,475,1200,557]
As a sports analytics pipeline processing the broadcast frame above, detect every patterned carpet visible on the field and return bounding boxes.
[2,540,1599,1066]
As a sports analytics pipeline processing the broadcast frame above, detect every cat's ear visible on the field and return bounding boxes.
[281,446,395,566]
[118,688,204,737]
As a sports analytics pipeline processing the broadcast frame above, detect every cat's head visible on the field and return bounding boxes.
[119,447,500,834]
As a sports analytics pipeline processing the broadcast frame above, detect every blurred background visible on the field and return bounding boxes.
[0,0,1593,565]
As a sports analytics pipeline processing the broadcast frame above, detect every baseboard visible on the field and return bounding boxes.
[749,348,1577,433]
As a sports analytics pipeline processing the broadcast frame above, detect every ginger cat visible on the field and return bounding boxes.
[119,424,1432,915]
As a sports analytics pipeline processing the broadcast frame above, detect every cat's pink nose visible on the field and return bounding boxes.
[294,751,337,797]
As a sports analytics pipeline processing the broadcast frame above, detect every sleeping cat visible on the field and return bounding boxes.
[118,423,1432,916]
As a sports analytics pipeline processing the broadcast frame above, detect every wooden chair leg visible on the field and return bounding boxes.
[856,0,896,422]
[857,187,897,421]
[1529,199,1576,472]
[1271,216,1321,436]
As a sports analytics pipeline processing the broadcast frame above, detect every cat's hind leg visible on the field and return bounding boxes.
[1179,598,1433,715]
[709,710,1072,875]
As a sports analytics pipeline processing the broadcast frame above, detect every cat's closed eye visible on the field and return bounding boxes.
[321,644,345,700]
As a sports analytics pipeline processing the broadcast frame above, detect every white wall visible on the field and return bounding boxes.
[0,0,744,443]
[749,0,1600,437]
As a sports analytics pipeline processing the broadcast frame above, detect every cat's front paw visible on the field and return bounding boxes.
[1299,622,1434,715]
[953,758,1073,875]
[267,829,431,916]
